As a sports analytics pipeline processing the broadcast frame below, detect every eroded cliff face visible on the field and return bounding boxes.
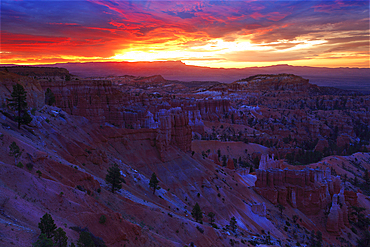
[255,168,334,214]
[40,79,127,126]
[39,79,195,154]
[38,76,231,154]
[0,71,44,109]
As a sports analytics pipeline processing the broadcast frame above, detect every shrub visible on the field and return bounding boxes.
[26,163,33,170]
[99,215,106,224]
[211,223,218,229]
[31,108,37,115]
[196,226,204,233]
[76,185,86,192]
[16,162,23,168]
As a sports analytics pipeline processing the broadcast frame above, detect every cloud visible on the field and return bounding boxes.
[1,0,368,67]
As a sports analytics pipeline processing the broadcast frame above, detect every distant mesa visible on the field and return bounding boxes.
[0,66,70,77]
[235,73,315,91]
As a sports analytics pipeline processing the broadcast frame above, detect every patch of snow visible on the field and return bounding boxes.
[196,91,222,96]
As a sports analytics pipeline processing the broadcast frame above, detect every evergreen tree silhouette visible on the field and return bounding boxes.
[105,164,125,193]
[7,83,32,129]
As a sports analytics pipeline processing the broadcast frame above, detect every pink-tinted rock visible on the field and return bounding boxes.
[344,190,358,206]
[314,139,329,152]
[326,194,344,235]
[251,202,266,217]
[226,158,235,170]
[255,168,333,214]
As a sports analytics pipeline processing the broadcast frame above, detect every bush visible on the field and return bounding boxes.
[196,226,204,233]
[36,170,42,178]
[16,162,23,168]
[26,163,33,170]
[76,185,86,192]
[99,215,106,224]
[31,108,37,115]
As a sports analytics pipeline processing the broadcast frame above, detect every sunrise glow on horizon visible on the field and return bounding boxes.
[1,0,369,68]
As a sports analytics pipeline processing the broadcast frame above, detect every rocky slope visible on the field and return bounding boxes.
[1,67,370,246]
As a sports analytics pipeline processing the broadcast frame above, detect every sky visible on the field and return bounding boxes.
[1,0,369,68]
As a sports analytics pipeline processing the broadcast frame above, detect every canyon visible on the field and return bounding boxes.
[0,66,369,246]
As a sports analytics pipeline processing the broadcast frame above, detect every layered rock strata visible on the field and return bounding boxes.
[254,168,335,214]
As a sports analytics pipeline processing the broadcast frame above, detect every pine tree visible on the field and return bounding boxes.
[45,88,56,106]
[77,231,95,247]
[316,230,322,247]
[277,203,285,217]
[207,212,215,223]
[229,216,237,232]
[149,172,159,195]
[9,141,21,165]
[38,213,57,238]
[309,230,316,247]
[54,227,68,247]
[32,233,54,247]
[105,163,125,193]
[191,202,203,223]
[7,83,32,129]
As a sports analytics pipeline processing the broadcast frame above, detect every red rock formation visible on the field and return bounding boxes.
[226,158,235,170]
[197,99,230,120]
[170,109,192,152]
[41,79,126,126]
[326,188,351,235]
[255,168,332,214]
[0,71,45,109]
[209,153,221,166]
[326,194,343,234]
[40,79,195,153]
[344,190,358,206]
[339,189,350,227]
[259,154,281,170]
